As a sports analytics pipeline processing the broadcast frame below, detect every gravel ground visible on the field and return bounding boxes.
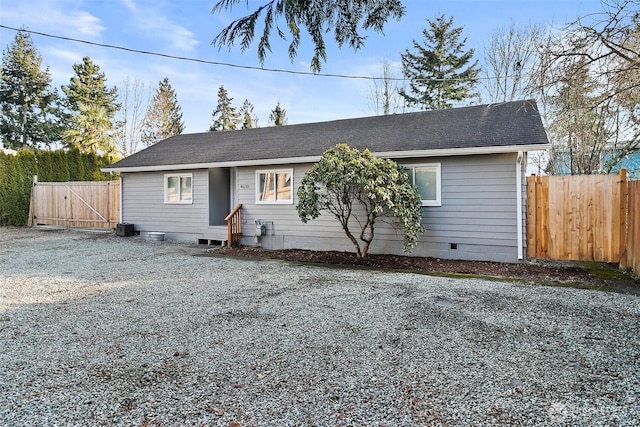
[1,227,639,426]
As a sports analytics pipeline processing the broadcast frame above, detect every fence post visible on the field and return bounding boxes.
[28,175,37,227]
[65,184,70,229]
[106,181,111,229]
[537,175,549,258]
[628,181,640,275]
[526,175,536,259]
[619,169,628,269]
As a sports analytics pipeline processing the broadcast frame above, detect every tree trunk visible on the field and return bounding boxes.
[342,225,362,257]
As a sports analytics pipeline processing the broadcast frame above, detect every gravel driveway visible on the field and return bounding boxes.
[1,227,638,426]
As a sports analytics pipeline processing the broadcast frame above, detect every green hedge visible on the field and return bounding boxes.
[0,149,116,226]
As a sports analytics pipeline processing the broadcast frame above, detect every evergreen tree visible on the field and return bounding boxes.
[239,99,259,129]
[63,57,119,114]
[400,15,480,110]
[67,147,85,180]
[209,85,240,131]
[63,103,116,155]
[142,77,184,146]
[0,150,37,225]
[62,56,119,154]
[36,150,55,181]
[0,31,64,149]
[212,0,404,72]
[52,150,70,181]
[269,101,288,126]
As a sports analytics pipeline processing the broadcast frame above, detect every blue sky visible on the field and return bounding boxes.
[1,0,602,134]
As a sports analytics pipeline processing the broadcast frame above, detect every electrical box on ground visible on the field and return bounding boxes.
[116,223,135,237]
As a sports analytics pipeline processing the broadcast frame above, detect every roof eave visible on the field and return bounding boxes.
[373,143,550,160]
[102,144,550,173]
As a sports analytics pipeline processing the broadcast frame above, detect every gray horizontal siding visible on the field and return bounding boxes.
[121,152,525,262]
[236,153,523,262]
[121,170,211,240]
[238,164,354,243]
[412,153,520,261]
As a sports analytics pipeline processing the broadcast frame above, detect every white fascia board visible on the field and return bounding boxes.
[374,144,551,159]
[101,144,550,173]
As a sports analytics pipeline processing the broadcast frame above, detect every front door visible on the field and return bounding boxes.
[208,168,231,226]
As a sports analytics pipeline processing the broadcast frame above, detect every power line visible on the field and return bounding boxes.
[0,24,518,83]
[0,24,384,80]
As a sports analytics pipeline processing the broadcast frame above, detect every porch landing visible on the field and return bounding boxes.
[199,226,229,246]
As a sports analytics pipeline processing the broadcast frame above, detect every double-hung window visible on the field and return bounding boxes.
[256,169,293,204]
[164,173,192,204]
[405,163,441,206]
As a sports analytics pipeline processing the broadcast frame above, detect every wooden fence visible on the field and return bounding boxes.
[627,180,640,276]
[28,177,120,229]
[526,171,637,270]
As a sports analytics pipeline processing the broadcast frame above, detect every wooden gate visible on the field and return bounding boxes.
[29,177,120,229]
[526,171,627,264]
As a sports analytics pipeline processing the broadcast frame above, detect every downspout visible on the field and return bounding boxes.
[516,151,524,260]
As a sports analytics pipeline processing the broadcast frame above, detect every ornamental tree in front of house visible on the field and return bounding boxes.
[296,143,424,258]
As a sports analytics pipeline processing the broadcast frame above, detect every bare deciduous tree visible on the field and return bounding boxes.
[529,0,640,175]
[482,21,546,103]
[367,59,406,115]
[114,78,150,157]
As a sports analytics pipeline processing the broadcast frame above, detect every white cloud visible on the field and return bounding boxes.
[119,0,137,13]
[120,1,199,53]
[66,11,105,38]
[48,47,85,63]
[0,0,105,39]
[162,24,199,52]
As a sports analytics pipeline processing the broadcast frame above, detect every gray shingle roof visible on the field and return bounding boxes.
[107,99,548,171]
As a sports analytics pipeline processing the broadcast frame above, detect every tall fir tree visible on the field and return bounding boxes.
[209,85,240,131]
[62,56,119,154]
[142,77,184,146]
[0,31,64,149]
[63,103,113,155]
[269,101,288,126]
[239,99,259,129]
[400,15,480,110]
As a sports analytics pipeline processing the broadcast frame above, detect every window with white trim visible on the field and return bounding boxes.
[164,173,193,204]
[256,169,293,204]
[406,163,441,206]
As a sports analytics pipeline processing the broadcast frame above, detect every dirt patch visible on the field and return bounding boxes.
[215,246,640,295]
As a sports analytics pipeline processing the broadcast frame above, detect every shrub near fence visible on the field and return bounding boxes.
[0,151,37,226]
[0,149,116,226]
